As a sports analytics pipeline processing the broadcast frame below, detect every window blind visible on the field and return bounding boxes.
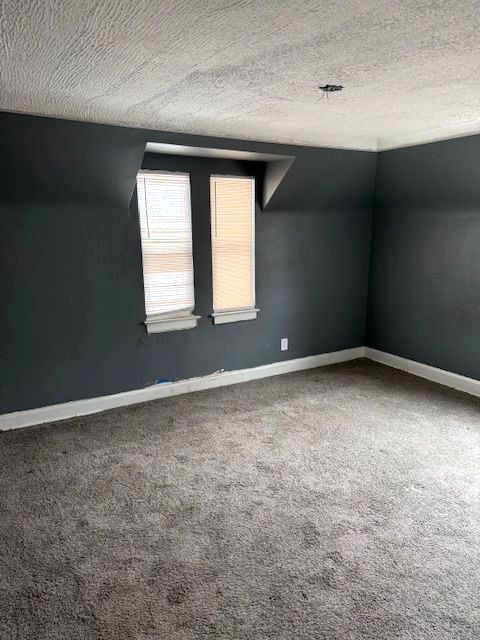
[136,171,194,318]
[210,176,255,313]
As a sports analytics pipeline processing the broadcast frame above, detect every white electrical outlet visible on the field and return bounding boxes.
[281,338,288,351]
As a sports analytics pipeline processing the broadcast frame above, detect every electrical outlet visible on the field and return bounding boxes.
[281,338,288,351]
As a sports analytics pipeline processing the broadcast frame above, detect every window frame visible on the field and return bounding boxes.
[136,169,200,334]
[209,174,260,324]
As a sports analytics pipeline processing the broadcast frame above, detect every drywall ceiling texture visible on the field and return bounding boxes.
[1,0,480,151]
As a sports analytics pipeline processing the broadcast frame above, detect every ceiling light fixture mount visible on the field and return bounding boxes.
[319,84,343,93]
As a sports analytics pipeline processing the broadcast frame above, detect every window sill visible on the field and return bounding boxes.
[211,309,260,325]
[145,314,200,334]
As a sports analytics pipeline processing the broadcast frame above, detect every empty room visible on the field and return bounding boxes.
[1,1,479,638]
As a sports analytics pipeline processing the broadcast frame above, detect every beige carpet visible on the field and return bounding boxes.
[1,359,479,639]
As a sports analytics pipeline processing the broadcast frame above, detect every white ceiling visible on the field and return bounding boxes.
[1,0,480,151]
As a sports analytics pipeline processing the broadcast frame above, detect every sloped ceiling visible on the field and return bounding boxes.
[1,0,479,151]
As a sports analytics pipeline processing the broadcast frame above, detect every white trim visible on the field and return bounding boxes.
[212,309,259,324]
[0,347,365,431]
[365,348,480,398]
[4,346,479,432]
[145,314,200,334]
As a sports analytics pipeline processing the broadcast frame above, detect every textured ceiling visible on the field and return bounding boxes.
[1,0,480,151]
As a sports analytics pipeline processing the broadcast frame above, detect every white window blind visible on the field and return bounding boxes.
[136,171,195,323]
[210,176,256,320]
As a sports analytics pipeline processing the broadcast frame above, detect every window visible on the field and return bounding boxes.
[136,171,199,333]
[210,176,259,324]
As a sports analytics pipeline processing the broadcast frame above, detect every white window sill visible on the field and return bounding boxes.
[145,314,200,334]
[211,309,260,325]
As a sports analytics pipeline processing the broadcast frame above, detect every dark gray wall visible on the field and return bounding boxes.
[368,135,480,379]
[0,112,375,413]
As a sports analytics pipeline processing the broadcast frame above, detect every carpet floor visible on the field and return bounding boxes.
[1,359,479,639]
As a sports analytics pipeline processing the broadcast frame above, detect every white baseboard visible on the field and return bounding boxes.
[3,346,478,431]
[0,347,365,431]
[365,348,480,398]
